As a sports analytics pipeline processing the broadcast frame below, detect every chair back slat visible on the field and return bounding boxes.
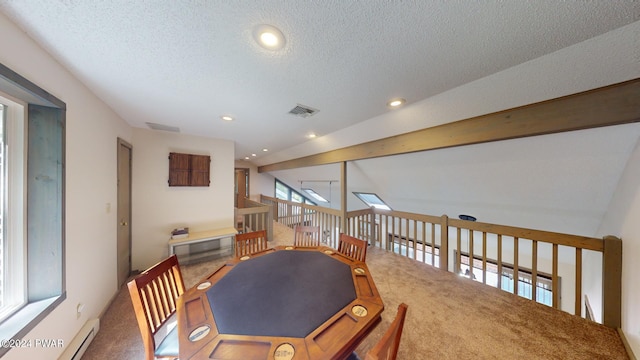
[365,303,408,360]
[127,254,185,360]
[235,230,269,258]
[160,274,174,314]
[155,277,170,323]
[140,287,156,331]
[338,233,368,262]
[145,284,160,331]
[294,225,321,247]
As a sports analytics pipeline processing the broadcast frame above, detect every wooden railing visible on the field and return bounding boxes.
[260,195,622,328]
[234,198,273,241]
[261,195,342,248]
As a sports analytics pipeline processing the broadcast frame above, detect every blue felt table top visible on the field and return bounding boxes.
[206,250,357,338]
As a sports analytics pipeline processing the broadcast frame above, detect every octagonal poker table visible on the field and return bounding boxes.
[176,246,384,360]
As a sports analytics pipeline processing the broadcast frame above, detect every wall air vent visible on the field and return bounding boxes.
[146,122,180,132]
[288,104,319,118]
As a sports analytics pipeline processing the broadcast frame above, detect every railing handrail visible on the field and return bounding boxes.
[366,208,442,224]
[447,218,603,251]
[261,195,343,216]
[236,206,269,215]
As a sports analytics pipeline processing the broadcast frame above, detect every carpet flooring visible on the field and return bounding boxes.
[81,222,628,359]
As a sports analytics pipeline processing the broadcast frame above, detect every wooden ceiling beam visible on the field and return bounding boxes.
[258,78,640,173]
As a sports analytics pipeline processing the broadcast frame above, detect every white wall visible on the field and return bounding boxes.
[132,128,234,270]
[0,12,133,360]
[597,136,640,356]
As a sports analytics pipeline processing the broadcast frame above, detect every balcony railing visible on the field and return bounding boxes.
[260,194,621,328]
[235,198,273,241]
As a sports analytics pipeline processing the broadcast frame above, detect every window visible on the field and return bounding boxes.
[302,188,328,202]
[274,179,316,205]
[0,104,5,310]
[291,192,303,203]
[0,63,66,356]
[0,97,27,324]
[275,181,289,200]
[353,192,391,210]
[0,104,3,308]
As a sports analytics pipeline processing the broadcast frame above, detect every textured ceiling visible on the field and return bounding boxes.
[1,1,639,161]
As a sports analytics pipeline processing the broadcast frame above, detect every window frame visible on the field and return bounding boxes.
[301,188,329,203]
[0,63,66,357]
[353,192,391,210]
[274,179,316,205]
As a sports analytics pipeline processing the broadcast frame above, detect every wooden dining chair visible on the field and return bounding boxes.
[234,229,269,258]
[338,233,368,262]
[365,303,408,360]
[348,303,409,360]
[294,225,321,247]
[127,254,185,360]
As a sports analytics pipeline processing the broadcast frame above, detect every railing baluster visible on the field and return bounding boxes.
[456,227,461,275]
[575,248,582,316]
[497,234,502,290]
[469,228,474,278]
[431,223,436,267]
[404,217,409,257]
[421,221,426,263]
[440,215,449,271]
[482,232,487,284]
[391,216,396,254]
[532,240,538,302]
[379,214,384,249]
[514,237,519,296]
[415,220,420,262]
[375,214,381,249]
[552,243,559,309]
[334,213,338,247]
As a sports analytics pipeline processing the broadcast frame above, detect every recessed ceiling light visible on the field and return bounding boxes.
[244,156,250,160]
[308,133,317,139]
[251,153,257,157]
[253,24,286,50]
[262,148,268,152]
[221,115,234,121]
[387,98,406,108]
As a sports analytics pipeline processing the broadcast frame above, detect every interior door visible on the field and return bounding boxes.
[117,139,132,287]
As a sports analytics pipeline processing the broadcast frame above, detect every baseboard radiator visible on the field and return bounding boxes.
[58,318,100,360]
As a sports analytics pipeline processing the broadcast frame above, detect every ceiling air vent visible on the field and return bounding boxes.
[288,104,319,118]
[146,122,180,132]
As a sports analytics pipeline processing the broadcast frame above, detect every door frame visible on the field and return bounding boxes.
[117,138,132,287]
[235,167,250,206]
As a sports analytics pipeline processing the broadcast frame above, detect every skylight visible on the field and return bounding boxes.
[353,192,391,211]
[302,188,328,202]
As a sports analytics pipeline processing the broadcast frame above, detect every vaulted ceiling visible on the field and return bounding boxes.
[1,1,639,236]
